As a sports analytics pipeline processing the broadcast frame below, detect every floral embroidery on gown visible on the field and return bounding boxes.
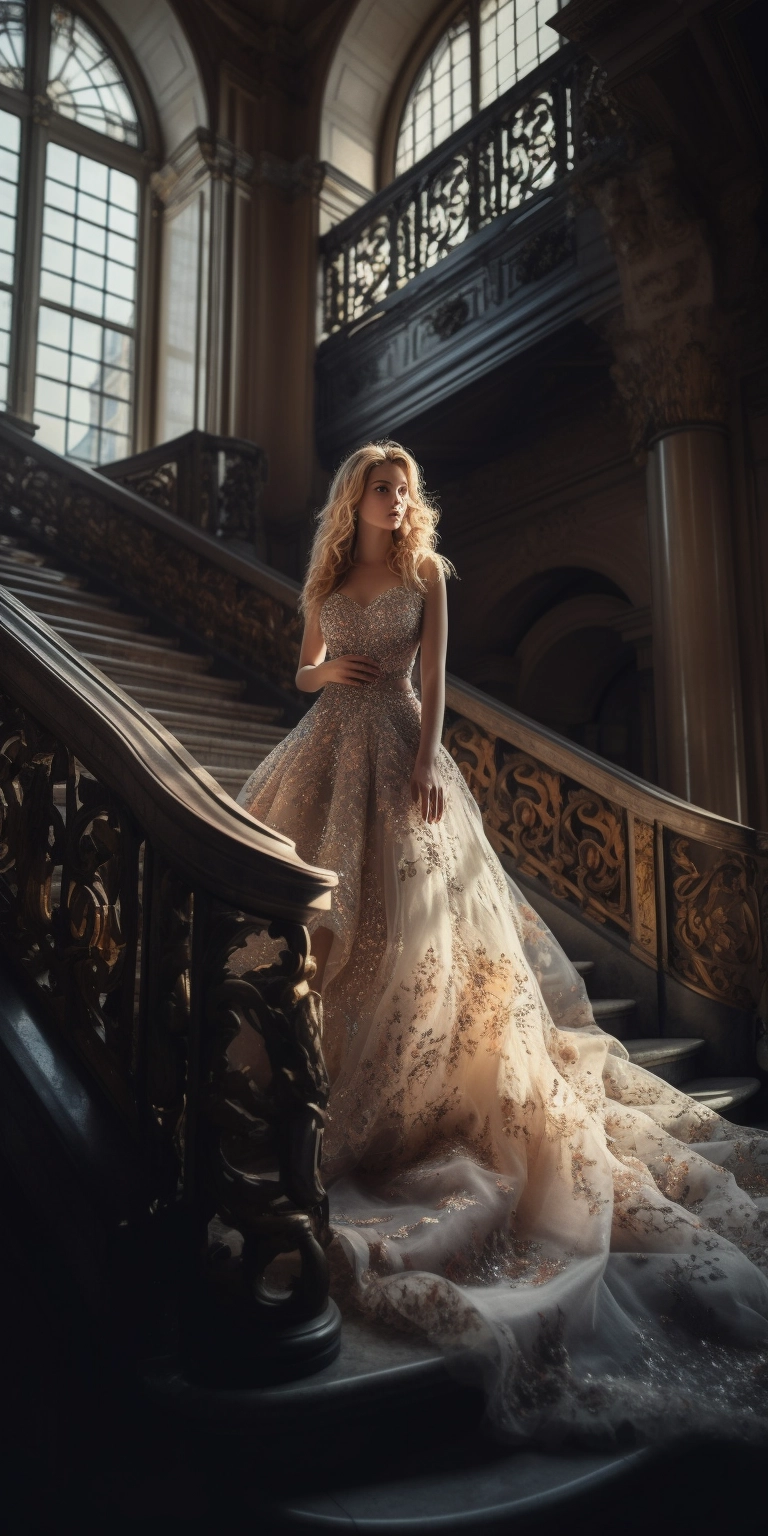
[237,585,768,1445]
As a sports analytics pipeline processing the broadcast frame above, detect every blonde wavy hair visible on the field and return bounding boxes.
[300,440,454,616]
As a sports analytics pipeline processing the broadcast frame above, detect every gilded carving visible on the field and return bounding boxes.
[444,715,629,934]
[631,818,657,954]
[668,837,763,1009]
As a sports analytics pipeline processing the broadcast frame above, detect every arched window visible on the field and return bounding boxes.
[395,0,562,177]
[0,2,151,465]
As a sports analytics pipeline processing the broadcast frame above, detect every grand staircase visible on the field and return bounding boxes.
[0,529,760,1122]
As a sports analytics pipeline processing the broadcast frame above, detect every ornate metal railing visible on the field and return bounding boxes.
[320,47,608,338]
[99,430,268,550]
[443,680,768,1021]
[0,569,339,1384]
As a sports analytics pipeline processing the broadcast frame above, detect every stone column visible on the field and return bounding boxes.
[592,148,747,820]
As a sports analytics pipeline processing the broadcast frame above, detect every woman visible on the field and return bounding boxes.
[238,441,768,1444]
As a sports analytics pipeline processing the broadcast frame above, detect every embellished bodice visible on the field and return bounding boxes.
[320,586,424,686]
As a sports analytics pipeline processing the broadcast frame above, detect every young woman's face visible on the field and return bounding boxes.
[357,460,409,535]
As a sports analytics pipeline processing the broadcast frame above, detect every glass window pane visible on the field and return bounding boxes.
[0,288,11,330]
[35,141,137,467]
[0,330,8,367]
[78,220,106,255]
[43,205,76,244]
[46,179,76,215]
[37,342,70,382]
[68,385,95,424]
[395,16,473,176]
[73,281,103,317]
[110,168,138,212]
[35,413,67,454]
[72,315,102,359]
[0,1,26,92]
[77,190,106,226]
[108,203,136,239]
[0,210,16,254]
[47,8,140,147]
[38,306,71,350]
[74,248,105,288]
[78,156,109,200]
[35,376,68,416]
[0,362,7,404]
[104,293,132,326]
[40,269,72,306]
[105,260,133,298]
[42,235,74,278]
[0,179,17,218]
[479,0,562,108]
[70,351,101,388]
[47,141,78,185]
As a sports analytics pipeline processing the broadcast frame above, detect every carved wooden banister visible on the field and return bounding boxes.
[0,576,340,1383]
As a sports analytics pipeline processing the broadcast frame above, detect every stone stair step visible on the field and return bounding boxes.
[573,960,594,978]
[172,726,287,752]
[52,630,192,665]
[0,561,84,591]
[1,588,118,621]
[624,1037,705,1086]
[43,612,151,638]
[590,998,636,1037]
[149,703,281,727]
[78,656,242,693]
[678,1077,761,1112]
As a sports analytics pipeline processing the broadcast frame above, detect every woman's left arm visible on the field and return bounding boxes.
[411,559,448,823]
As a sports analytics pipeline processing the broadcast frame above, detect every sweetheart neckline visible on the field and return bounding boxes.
[327,585,417,613]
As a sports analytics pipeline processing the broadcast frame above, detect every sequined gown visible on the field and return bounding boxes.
[238,585,768,1444]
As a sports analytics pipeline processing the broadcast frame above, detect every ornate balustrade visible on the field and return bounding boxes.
[444,679,768,1022]
[0,576,339,1384]
[319,48,614,340]
[99,430,268,550]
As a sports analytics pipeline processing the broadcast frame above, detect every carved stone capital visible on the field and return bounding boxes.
[152,130,254,209]
[588,146,732,447]
[256,151,324,201]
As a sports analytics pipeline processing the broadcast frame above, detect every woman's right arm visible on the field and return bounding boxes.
[295,607,380,692]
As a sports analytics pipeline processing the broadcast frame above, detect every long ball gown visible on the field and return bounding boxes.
[237,584,768,1444]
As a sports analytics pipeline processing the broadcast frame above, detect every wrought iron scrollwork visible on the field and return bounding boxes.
[668,837,763,1009]
[320,54,599,336]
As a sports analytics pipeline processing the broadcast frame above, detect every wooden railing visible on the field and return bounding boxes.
[1,414,766,1028]
[319,48,615,339]
[0,568,340,1384]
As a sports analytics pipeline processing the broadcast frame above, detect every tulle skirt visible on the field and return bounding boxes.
[238,681,768,1444]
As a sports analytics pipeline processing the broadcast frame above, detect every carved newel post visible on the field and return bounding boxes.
[593,148,747,821]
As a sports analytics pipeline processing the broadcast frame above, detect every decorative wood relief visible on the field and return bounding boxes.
[668,837,765,1010]
[445,714,630,935]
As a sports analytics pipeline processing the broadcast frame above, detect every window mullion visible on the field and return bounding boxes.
[470,0,481,118]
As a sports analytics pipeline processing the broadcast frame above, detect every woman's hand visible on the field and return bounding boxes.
[410,755,445,823]
[316,653,381,687]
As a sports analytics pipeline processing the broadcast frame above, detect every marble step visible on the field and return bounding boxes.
[173,725,287,751]
[589,998,636,1036]
[624,1037,704,1086]
[1,587,119,622]
[52,631,200,668]
[43,611,151,638]
[149,703,282,728]
[139,694,284,724]
[0,557,83,587]
[678,1076,761,1112]
[79,655,244,694]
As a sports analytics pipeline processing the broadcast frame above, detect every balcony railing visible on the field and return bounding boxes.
[320,47,606,339]
[99,430,268,550]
